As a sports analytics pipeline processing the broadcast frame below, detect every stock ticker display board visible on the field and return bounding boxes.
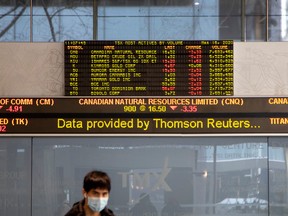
[1,97,288,134]
[64,40,234,96]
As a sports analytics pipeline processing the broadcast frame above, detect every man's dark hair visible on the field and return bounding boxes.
[83,170,111,193]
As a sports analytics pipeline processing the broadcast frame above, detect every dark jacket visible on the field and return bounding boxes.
[64,199,115,216]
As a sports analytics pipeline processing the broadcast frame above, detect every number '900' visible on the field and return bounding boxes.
[124,106,137,112]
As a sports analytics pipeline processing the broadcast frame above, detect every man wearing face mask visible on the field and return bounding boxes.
[64,170,115,216]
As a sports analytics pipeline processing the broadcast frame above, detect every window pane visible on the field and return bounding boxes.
[32,0,93,41]
[0,0,30,41]
[269,0,288,41]
[219,0,242,41]
[246,0,266,41]
[0,137,31,216]
[269,137,288,216]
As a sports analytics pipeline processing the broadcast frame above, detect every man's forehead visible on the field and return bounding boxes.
[91,188,109,193]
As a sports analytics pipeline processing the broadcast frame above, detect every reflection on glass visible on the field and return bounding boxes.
[0,1,30,41]
[0,0,287,41]
[0,138,31,216]
[30,137,269,216]
[269,138,288,216]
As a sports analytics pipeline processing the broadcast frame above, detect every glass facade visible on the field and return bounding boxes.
[1,0,288,42]
[1,136,288,216]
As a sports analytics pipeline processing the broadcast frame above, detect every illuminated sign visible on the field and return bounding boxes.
[64,40,234,96]
[1,97,288,134]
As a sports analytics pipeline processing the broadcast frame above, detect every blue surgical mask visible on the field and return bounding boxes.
[87,196,108,212]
